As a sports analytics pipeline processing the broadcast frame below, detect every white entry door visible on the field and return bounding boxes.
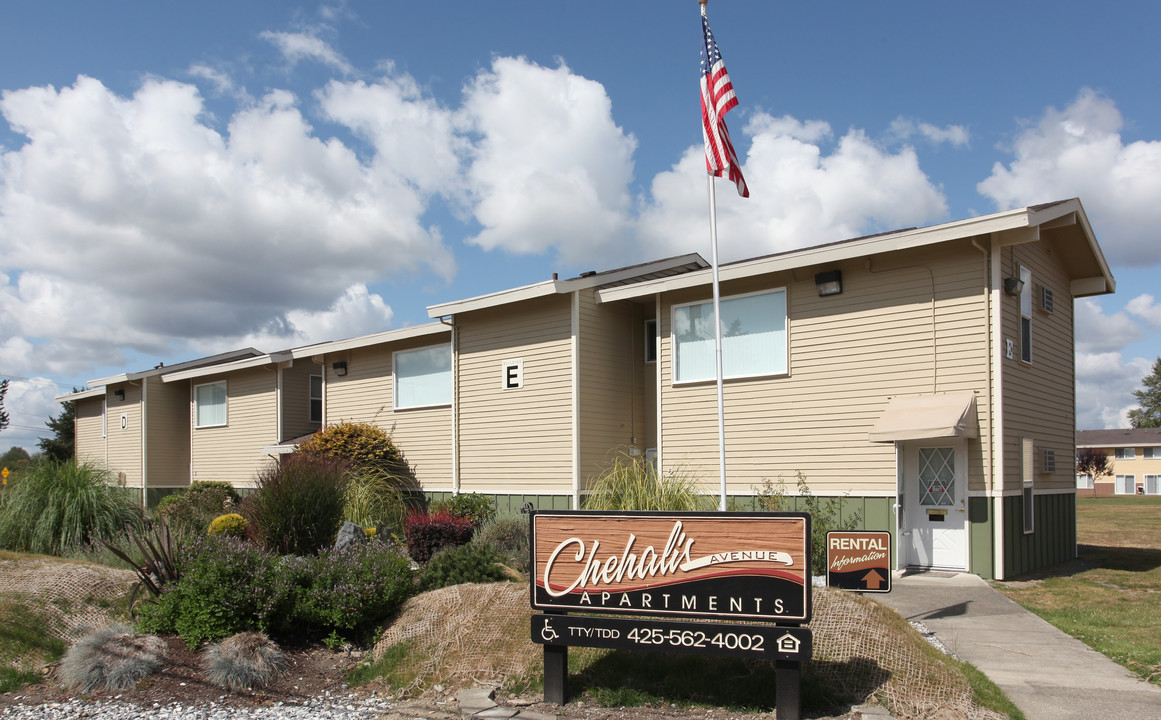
[903,441,968,570]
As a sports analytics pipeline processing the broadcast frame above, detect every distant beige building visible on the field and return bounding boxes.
[1075,428,1161,496]
[62,198,1114,579]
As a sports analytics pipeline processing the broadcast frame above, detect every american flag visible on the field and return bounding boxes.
[700,13,748,198]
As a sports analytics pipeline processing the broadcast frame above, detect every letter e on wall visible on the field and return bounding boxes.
[502,358,524,390]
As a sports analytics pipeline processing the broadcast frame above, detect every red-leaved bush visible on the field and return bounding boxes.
[404,510,474,563]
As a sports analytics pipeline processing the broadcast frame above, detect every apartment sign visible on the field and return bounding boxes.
[531,511,812,623]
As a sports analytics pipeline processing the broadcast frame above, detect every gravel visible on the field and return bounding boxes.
[0,694,413,720]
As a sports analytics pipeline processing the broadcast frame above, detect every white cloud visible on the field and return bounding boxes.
[1125,294,1161,330]
[0,377,66,452]
[1076,352,1152,429]
[1074,298,1147,353]
[260,30,355,76]
[978,88,1161,266]
[637,113,949,262]
[457,57,637,263]
[889,117,970,148]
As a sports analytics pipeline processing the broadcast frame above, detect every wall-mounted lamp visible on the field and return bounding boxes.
[814,270,843,297]
[332,361,348,377]
[1003,276,1025,297]
[113,389,125,401]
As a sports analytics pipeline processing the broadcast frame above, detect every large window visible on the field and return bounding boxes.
[672,289,787,383]
[1146,475,1160,495]
[1076,474,1093,490]
[309,375,323,423]
[1115,447,1136,460]
[394,344,452,409]
[1144,447,1158,459]
[1115,475,1135,495]
[194,381,227,428]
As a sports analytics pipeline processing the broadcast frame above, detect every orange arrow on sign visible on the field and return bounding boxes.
[862,569,885,590]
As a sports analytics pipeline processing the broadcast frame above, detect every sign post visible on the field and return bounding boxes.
[530,511,811,720]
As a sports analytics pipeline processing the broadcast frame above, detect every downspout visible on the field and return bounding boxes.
[438,316,459,496]
[140,380,148,509]
[276,364,284,443]
[989,235,1006,579]
[572,292,581,509]
[973,238,999,578]
[655,293,664,478]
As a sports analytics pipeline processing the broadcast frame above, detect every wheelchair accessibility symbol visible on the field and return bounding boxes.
[540,617,559,642]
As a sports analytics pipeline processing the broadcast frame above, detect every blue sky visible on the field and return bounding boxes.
[2,0,1161,453]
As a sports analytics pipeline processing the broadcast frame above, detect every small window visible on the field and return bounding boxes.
[1115,475,1135,495]
[394,344,452,410]
[102,398,107,438]
[194,381,227,428]
[309,375,323,423]
[1019,267,1032,363]
[1076,474,1093,490]
[644,320,658,364]
[1022,438,1034,533]
[1115,448,1136,460]
[1144,447,1158,459]
[672,289,787,383]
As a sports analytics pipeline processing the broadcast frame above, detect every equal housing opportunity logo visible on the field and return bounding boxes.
[531,511,812,623]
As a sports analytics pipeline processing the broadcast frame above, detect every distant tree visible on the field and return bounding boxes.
[0,379,9,433]
[1076,447,1111,485]
[1129,357,1161,428]
[38,394,77,463]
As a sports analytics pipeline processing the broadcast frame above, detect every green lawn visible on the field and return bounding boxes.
[995,496,1161,685]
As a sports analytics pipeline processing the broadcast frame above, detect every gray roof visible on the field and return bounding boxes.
[1076,428,1161,447]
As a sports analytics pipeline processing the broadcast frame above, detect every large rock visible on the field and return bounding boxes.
[334,521,367,552]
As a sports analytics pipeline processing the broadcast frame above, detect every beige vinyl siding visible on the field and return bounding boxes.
[281,361,322,441]
[190,368,277,487]
[658,241,992,496]
[457,296,573,494]
[1000,236,1077,494]
[145,376,190,489]
[105,383,143,488]
[324,336,453,489]
[577,289,644,490]
[74,396,106,467]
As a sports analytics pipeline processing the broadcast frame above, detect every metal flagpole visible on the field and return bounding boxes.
[707,174,728,511]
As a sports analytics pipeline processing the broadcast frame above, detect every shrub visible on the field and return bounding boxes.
[208,513,248,538]
[58,624,167,692]
[296,543,414,635]
[584,452,713,511]
[342,465,412,530]
[201,632,286,691]
[158,481,242,540]
[474,516,530,574]
[430,493,496,528]
[755,473,863,575]
[296,421,403,470]
[136,536,302,648]
[0,460,143,555]
[417,542,510,592]
[242,454,349,556]
[404,510,474,563]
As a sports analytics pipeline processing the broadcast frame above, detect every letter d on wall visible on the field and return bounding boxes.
[502,358,524,390]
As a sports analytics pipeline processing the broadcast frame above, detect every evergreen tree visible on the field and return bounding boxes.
[38,394,77,462]
[1128,357,1161,429]
[0,379,9,433]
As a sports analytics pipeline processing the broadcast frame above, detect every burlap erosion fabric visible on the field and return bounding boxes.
[372,582,1006,720]
[0,558,136,641]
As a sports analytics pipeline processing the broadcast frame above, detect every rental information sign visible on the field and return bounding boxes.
[825,530,891,593]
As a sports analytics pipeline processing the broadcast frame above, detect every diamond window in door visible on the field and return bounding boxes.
[919,447,955,506]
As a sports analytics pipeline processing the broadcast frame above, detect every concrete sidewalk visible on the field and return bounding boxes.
[874,571,1160,720]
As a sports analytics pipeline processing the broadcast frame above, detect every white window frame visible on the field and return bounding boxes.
[1115,475,1135,495]
[1145,475,1161,495]
[1022,437,1035,534]
[1115,447,1136,460]
[309,374,323,424]
[1144,447,1157,459]
[1076,474,1093,490]
[1019,266,1033,364]
[102,398,107,438]
[193,380,228,429]
[393,343,452,410]
[671,288,788,384]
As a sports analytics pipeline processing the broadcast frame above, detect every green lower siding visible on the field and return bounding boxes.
[968,497,995,579]
[426,492,573,516]
[1002,492,1077,578]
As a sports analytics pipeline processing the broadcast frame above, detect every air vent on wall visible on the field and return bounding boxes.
[1041,286,1054,314]
[1041,448,1056,474]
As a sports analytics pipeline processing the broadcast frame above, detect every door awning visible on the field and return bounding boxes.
[868,391,979,443]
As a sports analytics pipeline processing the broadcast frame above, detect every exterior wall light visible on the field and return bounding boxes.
[332,361,348,377]
[113,389,125,401]
[1004,276,1025,297]
[815,270,843,297]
